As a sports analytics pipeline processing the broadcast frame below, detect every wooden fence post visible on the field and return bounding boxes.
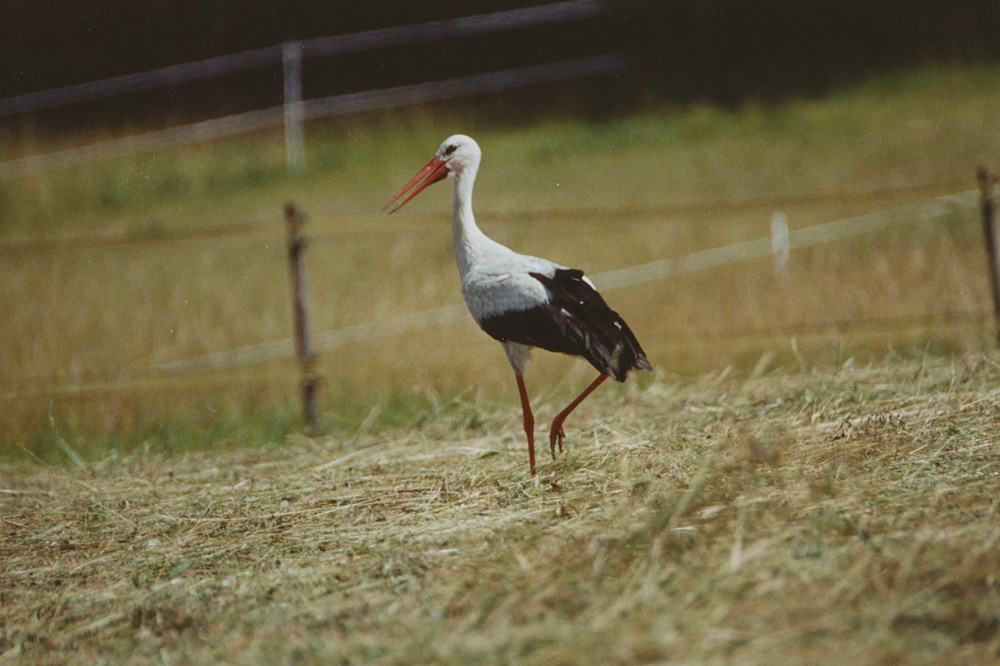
[284,202,321,435]
[978,167,1000,346]
[282,41,306,176]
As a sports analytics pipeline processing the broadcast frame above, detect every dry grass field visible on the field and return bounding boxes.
[3,356,1000,665]
[2,63,1000,664]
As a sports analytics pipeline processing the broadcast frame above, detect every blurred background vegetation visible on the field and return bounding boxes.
[2,1,999,462]
[3,0,998,134]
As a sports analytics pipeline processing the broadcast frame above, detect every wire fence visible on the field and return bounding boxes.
[3,185,987,401]
[153,188,985,371]
[0,0,609,118]
[0,180,970,255]
[0,55,628,182]
[0,0,624,182]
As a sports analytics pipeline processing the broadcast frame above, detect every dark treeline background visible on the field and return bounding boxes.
[2,0,998,131]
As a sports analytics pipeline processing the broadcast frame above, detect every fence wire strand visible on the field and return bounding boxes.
[3,188,984,400]
[0,0,611,118]
[0,55,627,182]
[0,181,972,255]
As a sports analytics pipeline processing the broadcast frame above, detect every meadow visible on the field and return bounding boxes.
[3,64,1000,459]
[1,62,1000,663]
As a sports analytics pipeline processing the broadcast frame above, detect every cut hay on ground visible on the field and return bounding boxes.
[3,357,1000,665]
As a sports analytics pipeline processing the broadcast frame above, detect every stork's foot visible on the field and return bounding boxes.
[546,374,608,462]
[549,420,566,459]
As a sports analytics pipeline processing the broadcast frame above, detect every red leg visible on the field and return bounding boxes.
[515,372,536,476]
[550,374,609,458]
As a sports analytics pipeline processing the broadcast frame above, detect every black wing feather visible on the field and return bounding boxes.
[479,268,652,381]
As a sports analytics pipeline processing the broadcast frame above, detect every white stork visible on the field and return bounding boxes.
[385,135,651,475]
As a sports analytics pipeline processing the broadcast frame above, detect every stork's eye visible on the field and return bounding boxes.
[444,144,457,156]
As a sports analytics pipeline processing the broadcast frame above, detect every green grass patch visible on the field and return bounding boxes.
[3,62,997,237]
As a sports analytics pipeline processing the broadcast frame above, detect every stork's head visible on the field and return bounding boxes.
[384,135,481,214]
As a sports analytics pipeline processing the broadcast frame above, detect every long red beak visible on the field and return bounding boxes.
[384,156,449,215]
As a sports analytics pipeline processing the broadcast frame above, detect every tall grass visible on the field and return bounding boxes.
[2,63,999,460]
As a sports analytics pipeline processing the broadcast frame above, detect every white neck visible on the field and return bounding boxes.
[451,164,494,276]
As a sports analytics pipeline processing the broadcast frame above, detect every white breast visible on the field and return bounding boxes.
[460,246,561,322]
